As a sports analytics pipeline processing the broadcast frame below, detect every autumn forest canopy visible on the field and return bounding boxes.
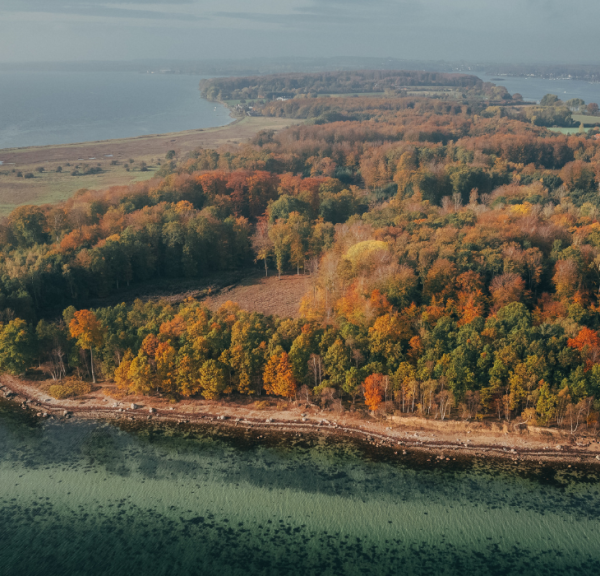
[4,70,600,429]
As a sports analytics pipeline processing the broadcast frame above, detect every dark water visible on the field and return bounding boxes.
[1,399,599,576]
[478,74,600,106]
[0,71,232,149]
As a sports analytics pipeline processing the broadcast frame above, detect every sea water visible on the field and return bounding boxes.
[0,71,232,149]
[0,398,599,576]
[477,74,600,106]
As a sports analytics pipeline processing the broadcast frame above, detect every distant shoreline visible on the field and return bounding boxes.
[2,375,600,468]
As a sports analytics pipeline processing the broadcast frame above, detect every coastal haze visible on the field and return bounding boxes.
[0,0,598,63]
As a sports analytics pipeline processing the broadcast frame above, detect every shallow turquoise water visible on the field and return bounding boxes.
[1,399,599,576]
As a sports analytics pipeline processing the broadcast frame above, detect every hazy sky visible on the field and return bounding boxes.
[0,0,596,63]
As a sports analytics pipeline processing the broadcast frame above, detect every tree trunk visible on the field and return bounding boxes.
[90,346,96,384]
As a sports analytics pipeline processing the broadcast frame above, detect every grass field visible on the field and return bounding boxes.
[548,126,590,135]
[572,114,600,125]
[0,116,299,215]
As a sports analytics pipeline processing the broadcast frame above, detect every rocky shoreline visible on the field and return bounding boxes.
[2,375,600,467]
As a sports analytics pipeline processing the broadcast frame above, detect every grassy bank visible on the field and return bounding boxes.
[0,116,299,215]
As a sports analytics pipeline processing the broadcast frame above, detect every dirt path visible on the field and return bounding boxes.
[2,375,599,466]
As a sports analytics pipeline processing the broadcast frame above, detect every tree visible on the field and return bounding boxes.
[343,367,362,405]
[251,216,273,277]
[536,382,557,426]
[540,94,559,107]
[69,310,104,383]
[8,205,48,247]
[568,327,600,371]
[490,273,526,311]
[363,373,384,413]
[324,338,351,388]
[268,219,290,279]
[263,352,297,399]
[0,319,36,375]
[199,359,227,400]
[114,350,134,391]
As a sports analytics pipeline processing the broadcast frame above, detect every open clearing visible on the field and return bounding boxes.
[202,272,309,318]
[0,116,299,215]
[572,113,600,125]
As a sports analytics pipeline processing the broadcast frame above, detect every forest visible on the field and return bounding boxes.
[200,70,487,101]
[3,71,600,430]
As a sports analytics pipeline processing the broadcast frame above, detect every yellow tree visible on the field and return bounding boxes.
[114,350,134,391]
[69,309,104,383]
[155,341,177,395]
[199,360,227,400]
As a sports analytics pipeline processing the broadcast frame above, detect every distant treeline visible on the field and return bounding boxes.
[200,70,484,101]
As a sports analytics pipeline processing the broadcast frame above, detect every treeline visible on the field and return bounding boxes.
[0,171,366,318]
[200,70,483,101]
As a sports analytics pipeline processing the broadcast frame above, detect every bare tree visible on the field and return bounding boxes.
[308,354,323,388]
[436,390,454,421]
[250,217,273,277]
[298,384,313,405]
[320,387,337,410]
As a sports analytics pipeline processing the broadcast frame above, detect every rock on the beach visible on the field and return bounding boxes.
[556,445,562,450]
[130,403,139,410]
[149,408,155,414]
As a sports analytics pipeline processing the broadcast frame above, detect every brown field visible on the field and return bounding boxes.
[202,272,309,318]
[0,116,299,215]
[52,270,308,320]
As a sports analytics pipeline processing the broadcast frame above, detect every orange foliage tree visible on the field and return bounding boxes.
[568,327,600,371]
[69,310,104,383]
[363,374,385,412]
[263,352,297,399]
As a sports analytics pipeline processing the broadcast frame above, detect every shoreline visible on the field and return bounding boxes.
[2,376,600,467]
[0,115,300,215]
[0,96,237,155]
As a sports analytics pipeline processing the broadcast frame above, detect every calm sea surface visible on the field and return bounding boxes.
[0,71,232,149]
[1,399,599,576]
[478,74,600,105]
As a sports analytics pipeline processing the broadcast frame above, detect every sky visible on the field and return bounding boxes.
[0,0,597,64]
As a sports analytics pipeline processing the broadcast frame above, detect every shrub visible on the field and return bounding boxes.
[48,380,93,399]
[23,173,34,179]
